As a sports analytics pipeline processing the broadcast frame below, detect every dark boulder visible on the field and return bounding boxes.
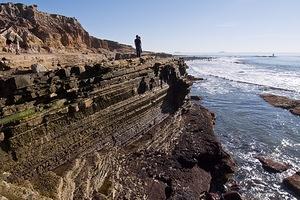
[55,68,71,79]
[283,172,300,197]
[190,95,202,101]
[186,75,204,82]
[206,193,221,200]
[255,156,291,173]
[222,191,243,200]
[70,66,85,76]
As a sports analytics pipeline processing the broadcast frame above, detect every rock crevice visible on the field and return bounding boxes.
[0,57,235,199]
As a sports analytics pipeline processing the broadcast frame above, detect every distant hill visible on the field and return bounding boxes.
[0,3,134,53]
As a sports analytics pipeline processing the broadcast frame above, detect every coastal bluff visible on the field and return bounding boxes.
[0,3,236,199]
[0,56,235,199]
[0,3,133,54]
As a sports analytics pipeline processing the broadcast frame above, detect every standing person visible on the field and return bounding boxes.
[134,35,142,57]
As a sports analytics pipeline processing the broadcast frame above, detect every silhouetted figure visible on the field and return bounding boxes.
[134,35,142,57]
[137,77,148,94]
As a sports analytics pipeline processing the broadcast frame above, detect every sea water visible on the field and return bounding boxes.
[187,55,300,200]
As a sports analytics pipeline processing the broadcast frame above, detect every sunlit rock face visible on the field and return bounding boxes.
[0,57,235,199]
[0,3,133,53]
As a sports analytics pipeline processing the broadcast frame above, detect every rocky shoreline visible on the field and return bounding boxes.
[0,2,241,199]
[260,93,300,116]
[0,55,239,199]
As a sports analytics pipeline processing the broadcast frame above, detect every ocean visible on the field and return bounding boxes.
[187,55,300,200]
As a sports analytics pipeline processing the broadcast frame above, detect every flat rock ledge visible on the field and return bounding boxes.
[283,172,300,197]
[255,156,291,173]
[0,57,236,199]
[260,94,300,116]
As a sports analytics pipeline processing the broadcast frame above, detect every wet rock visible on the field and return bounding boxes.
[206,193,221,200]
[31,63,48,73]
[190,95,202,101]
[222,191,243,200]
[260,94,299,109]
[283,172,300,197]
[290,106,300,116]
[225,179,241,192]
[255,156,291,173]
[186,74,204,81]
[260,94,300,116]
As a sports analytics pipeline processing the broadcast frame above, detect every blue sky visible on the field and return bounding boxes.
[2,0,300,53]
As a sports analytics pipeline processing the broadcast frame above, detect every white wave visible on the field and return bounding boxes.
[187,57,300,96]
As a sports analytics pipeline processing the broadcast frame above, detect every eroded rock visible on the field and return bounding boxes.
[255,156,291,173]
[0,57,236,199]
[260,94,300,116]
[222,191,243,200]
[186,74,204,82]
[283,172,300,197]
[0,3,134,54]
[190,95,202,101]
[12,75,33,89]
[31,64,48,73]
[290,107,300,116]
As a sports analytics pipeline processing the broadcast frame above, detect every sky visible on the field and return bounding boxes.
[2,0,300,53]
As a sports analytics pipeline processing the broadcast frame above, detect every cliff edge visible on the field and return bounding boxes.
[0,57,235,199]
[0,3,133,54]
[0,3,236,199]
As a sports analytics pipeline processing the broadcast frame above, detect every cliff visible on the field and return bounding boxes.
[0,3,236,199]
[0,3,133,53]
[0,56,235,199]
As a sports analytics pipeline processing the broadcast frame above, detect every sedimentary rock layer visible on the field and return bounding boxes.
[0,57,235,199]
[0,3,133,53]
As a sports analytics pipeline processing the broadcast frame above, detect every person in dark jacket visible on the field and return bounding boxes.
[134,35,142,57]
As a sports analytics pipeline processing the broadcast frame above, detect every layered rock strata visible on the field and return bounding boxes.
[0,57,235,199]
[0,3,133,53]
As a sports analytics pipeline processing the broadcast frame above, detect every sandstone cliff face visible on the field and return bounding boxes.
[0,57,235,199]
[0,3,133,53]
